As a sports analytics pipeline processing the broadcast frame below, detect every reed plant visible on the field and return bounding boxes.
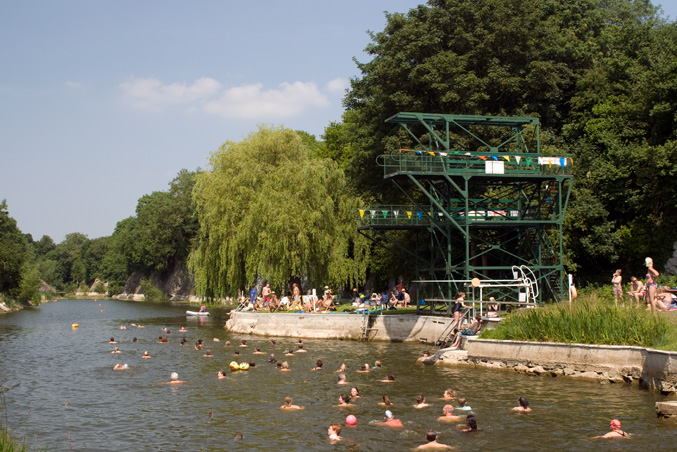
[482,293,671,348]
[0,429,28,452]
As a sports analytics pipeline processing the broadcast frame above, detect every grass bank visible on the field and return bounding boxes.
[482,291,676,350]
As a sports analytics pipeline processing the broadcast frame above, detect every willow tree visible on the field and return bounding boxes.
[189,126,369,298]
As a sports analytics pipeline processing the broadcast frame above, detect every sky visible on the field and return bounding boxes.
[1,1,676,243]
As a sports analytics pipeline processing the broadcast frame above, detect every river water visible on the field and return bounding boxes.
[0,299,676,451]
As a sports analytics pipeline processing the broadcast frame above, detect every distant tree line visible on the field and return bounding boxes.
[1,0,675,305]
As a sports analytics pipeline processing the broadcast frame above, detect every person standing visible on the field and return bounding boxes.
[402,288,411,308]
[612,269,622,307]
[626,276,644,308]
[645,257,660,311]
[249,285,257,308]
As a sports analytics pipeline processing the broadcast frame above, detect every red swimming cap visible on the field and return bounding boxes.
[610,419,621,429]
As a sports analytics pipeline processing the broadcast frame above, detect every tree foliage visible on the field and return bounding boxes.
[190,125,369,298]
[0,200,30,299]
[342,0,675,281]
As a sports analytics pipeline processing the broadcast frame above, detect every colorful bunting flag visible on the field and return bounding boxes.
[428,151,435,156]
[359,209,365,218]
[370,210,376,218]
[407,211,412,219]
[491,155,498,161]
[382,211,388,219]
[502,155,510,162]
[515,156,522,164]
[393,210,399,218]
[417,212,422,220]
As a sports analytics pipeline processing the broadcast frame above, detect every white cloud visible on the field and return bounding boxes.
[120,77,222,111]
[120,77,330,119]
[326,77,348,93]
[203,81,329,119]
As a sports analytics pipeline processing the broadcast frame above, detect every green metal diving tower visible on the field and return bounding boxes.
[357,112,573,304]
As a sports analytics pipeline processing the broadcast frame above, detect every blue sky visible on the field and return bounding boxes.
[1,1,676,243]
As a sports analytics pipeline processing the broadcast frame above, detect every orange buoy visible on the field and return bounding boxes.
[71,323,79,328]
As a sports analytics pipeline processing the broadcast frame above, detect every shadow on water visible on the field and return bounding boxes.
[0,299,676,451]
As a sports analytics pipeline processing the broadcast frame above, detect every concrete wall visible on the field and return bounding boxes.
[226,312,455,343]
[446,338,677,393]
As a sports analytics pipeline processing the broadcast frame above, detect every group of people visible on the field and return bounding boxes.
[109,325,631,446]
[612,257,676,311]
[240,283,336,312]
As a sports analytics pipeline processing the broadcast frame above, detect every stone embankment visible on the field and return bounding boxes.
[429,338,677,394]
[226,311,455,342]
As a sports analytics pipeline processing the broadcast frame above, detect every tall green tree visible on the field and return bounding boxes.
[189,125,369,298]
[0,200,30,298]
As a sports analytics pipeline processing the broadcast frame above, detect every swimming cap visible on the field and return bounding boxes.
[610,419,621,429]
[171,372,178,380]
[346,415,357,426]
[385,410,394,420]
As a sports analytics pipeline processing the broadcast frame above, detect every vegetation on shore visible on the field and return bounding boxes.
[2,0,677,304]
[481,290,674,349]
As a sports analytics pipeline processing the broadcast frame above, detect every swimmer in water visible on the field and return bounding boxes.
[163,372,184,385]
[119,326,126,330]
[336,363,346,373]
[268,353,276,363]
[113,363,128,370]
[350,387,360,399]
[442,388,457,400]
[240,340,247,347]
[141,351,151,359]
[416,429,452,450]
[284,349,294,356]
[327,423,342,443]
[375,410,404,427]
[461,415,480,432]
[179,326,187,332]
[456,397,471,410]
[594,419,630,439]
[280,396,304,410]
[109,337,117,344]
[312,359,323,371]
[512,396,531,412]
[337,373,348,385]
[253,347,264,355]
[217,370,227,379]
[279,361,290,372]
[203,350,213,358]
[379,394,393,406]
[356,363,370,373]
[111,346,120,354]
[335,394,353,407]
[295,344,306,353]
[379,373,395,383]
[414,395,429,409]
[437,404,462,422]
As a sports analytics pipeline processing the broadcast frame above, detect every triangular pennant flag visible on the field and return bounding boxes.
[416,151,423,155]
[417,212,422,220]
[515,156,522,164]
[393,210,399,218]
[428,151,435,156]
[478,155,487,161]
[370,210,376,218]
[569,157,573,165]
[560,158,566,167]
[382,211,388,219]
[453,151,460,155]
[401,149,409,152]
[526,157,532,165]
[549,160,552,168]
[491,155,498,161]
[407,211,412,219]
[359,209,365,218]
[503,155,510,162]
[440,152,448,156]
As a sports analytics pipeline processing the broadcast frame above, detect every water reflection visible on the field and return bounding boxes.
[0,299,675,451]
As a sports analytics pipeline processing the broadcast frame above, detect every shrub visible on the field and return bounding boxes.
[482,296,670,348]
[140,278,167,302]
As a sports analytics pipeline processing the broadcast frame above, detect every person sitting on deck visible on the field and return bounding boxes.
[487,297,499,316]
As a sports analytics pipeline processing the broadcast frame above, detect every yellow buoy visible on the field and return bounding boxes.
[71,323,79,328]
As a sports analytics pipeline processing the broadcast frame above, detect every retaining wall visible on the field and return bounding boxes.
[443,338,677,393]
[226,311,455,343]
